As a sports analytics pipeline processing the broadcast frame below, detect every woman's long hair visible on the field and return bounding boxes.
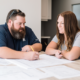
[56,11,80,51]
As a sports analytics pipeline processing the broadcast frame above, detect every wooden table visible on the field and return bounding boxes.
[40,59,80,80]
[0,52,80,80]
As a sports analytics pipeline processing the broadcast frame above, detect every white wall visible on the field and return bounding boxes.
[0,0,41,41]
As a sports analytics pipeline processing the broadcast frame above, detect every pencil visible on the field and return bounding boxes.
[30,46,34,51]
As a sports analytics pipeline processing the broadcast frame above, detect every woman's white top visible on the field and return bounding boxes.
[52,32,80,50]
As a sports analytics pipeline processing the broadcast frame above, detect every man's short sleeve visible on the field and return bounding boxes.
[26,27,40,45]
[52,35,58,43]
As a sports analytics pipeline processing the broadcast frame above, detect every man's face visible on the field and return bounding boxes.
[10,16,26,39]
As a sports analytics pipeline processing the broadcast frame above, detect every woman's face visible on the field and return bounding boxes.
[57,15,65,34]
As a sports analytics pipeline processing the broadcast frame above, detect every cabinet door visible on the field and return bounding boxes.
[41,0,52,21]
[48,0,52,20]
[41,0,48,21]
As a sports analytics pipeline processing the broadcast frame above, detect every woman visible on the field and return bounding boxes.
[45,11,80,60]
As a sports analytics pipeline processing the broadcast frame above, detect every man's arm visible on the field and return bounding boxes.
[21,43,42,52]
[0,47,39,60]
[31,43,42,51]
[22,27,42,52]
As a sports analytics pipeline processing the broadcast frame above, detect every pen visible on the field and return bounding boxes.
[59,53,61,55]
[30,46,34,51]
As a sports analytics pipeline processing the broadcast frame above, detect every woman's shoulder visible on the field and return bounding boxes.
[73,31,80,47]
[52,35,58,43]
[76,31,80,35]
[75,31,80,39]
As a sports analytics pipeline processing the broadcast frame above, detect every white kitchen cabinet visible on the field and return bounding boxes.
[41,0,52,21]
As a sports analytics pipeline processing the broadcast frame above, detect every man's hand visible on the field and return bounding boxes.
[23,51,39,60]
[55,50,63,59]
[22,45,32,52]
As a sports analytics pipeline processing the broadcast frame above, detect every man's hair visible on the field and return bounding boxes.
[56,11,80,51]
[6,9,25,23]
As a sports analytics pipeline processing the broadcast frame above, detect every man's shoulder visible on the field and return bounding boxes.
[25,26,33,34]
[0,24,6,32]
[25,26,35,37]
[0,24,5,28]
[25,26,32,31]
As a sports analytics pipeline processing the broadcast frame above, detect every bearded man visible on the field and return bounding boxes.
[0,9,42,60]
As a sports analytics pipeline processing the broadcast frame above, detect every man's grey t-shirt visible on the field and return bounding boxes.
[52,32,80,50]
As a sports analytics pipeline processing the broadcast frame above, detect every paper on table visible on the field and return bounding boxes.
[39,65,80,79]
[0,66,25,76]
[5,59,30,70]
[5,54,73,69]
[0,72,39,80]
[0,66,51,80]
[23,68,53,79]
[0,66,40,80]
[0,58,11,65]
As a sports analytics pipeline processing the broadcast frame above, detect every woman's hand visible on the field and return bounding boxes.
[55,50,63,59]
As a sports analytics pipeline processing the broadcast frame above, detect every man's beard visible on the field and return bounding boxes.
[10,24,26,39]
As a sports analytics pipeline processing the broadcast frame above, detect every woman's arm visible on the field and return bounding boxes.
[62,46,80,61]
[45,41,62,59]
[45,41,58,55]
[62,34,80,61]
